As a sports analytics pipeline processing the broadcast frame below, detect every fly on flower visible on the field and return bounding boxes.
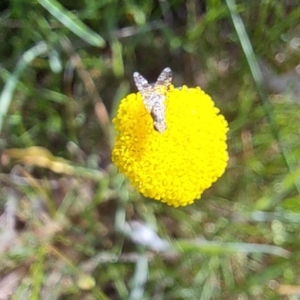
[133,67,172,133]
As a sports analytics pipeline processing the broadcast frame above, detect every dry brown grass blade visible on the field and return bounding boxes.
[0,188,17,254]
[60,37,112,146]
[3,146,74,175]
[0,268,27,300]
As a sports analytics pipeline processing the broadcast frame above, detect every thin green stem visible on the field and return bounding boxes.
[225,0,300,195]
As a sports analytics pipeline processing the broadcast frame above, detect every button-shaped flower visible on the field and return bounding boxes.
[112,69,228,207]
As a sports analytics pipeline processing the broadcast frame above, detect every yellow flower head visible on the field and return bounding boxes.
[112,70,228,207]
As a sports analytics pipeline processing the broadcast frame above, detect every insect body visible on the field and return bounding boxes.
[133,67,172,133]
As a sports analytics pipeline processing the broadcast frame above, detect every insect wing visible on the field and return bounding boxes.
[133,72,153,112]
[154,67,172,95]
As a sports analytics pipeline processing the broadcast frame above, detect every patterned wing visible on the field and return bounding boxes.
[133,72,153,112]
[154,67,172,95]
[151,67,172,133]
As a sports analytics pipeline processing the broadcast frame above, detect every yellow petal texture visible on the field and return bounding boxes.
[112,85,229,207]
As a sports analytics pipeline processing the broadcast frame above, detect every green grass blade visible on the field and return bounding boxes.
[225,0,300,195]
[176,239,290,258]
[38,0,106,48]
[0,42,48,134]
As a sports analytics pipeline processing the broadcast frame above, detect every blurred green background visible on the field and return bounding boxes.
[1,0,300,299]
